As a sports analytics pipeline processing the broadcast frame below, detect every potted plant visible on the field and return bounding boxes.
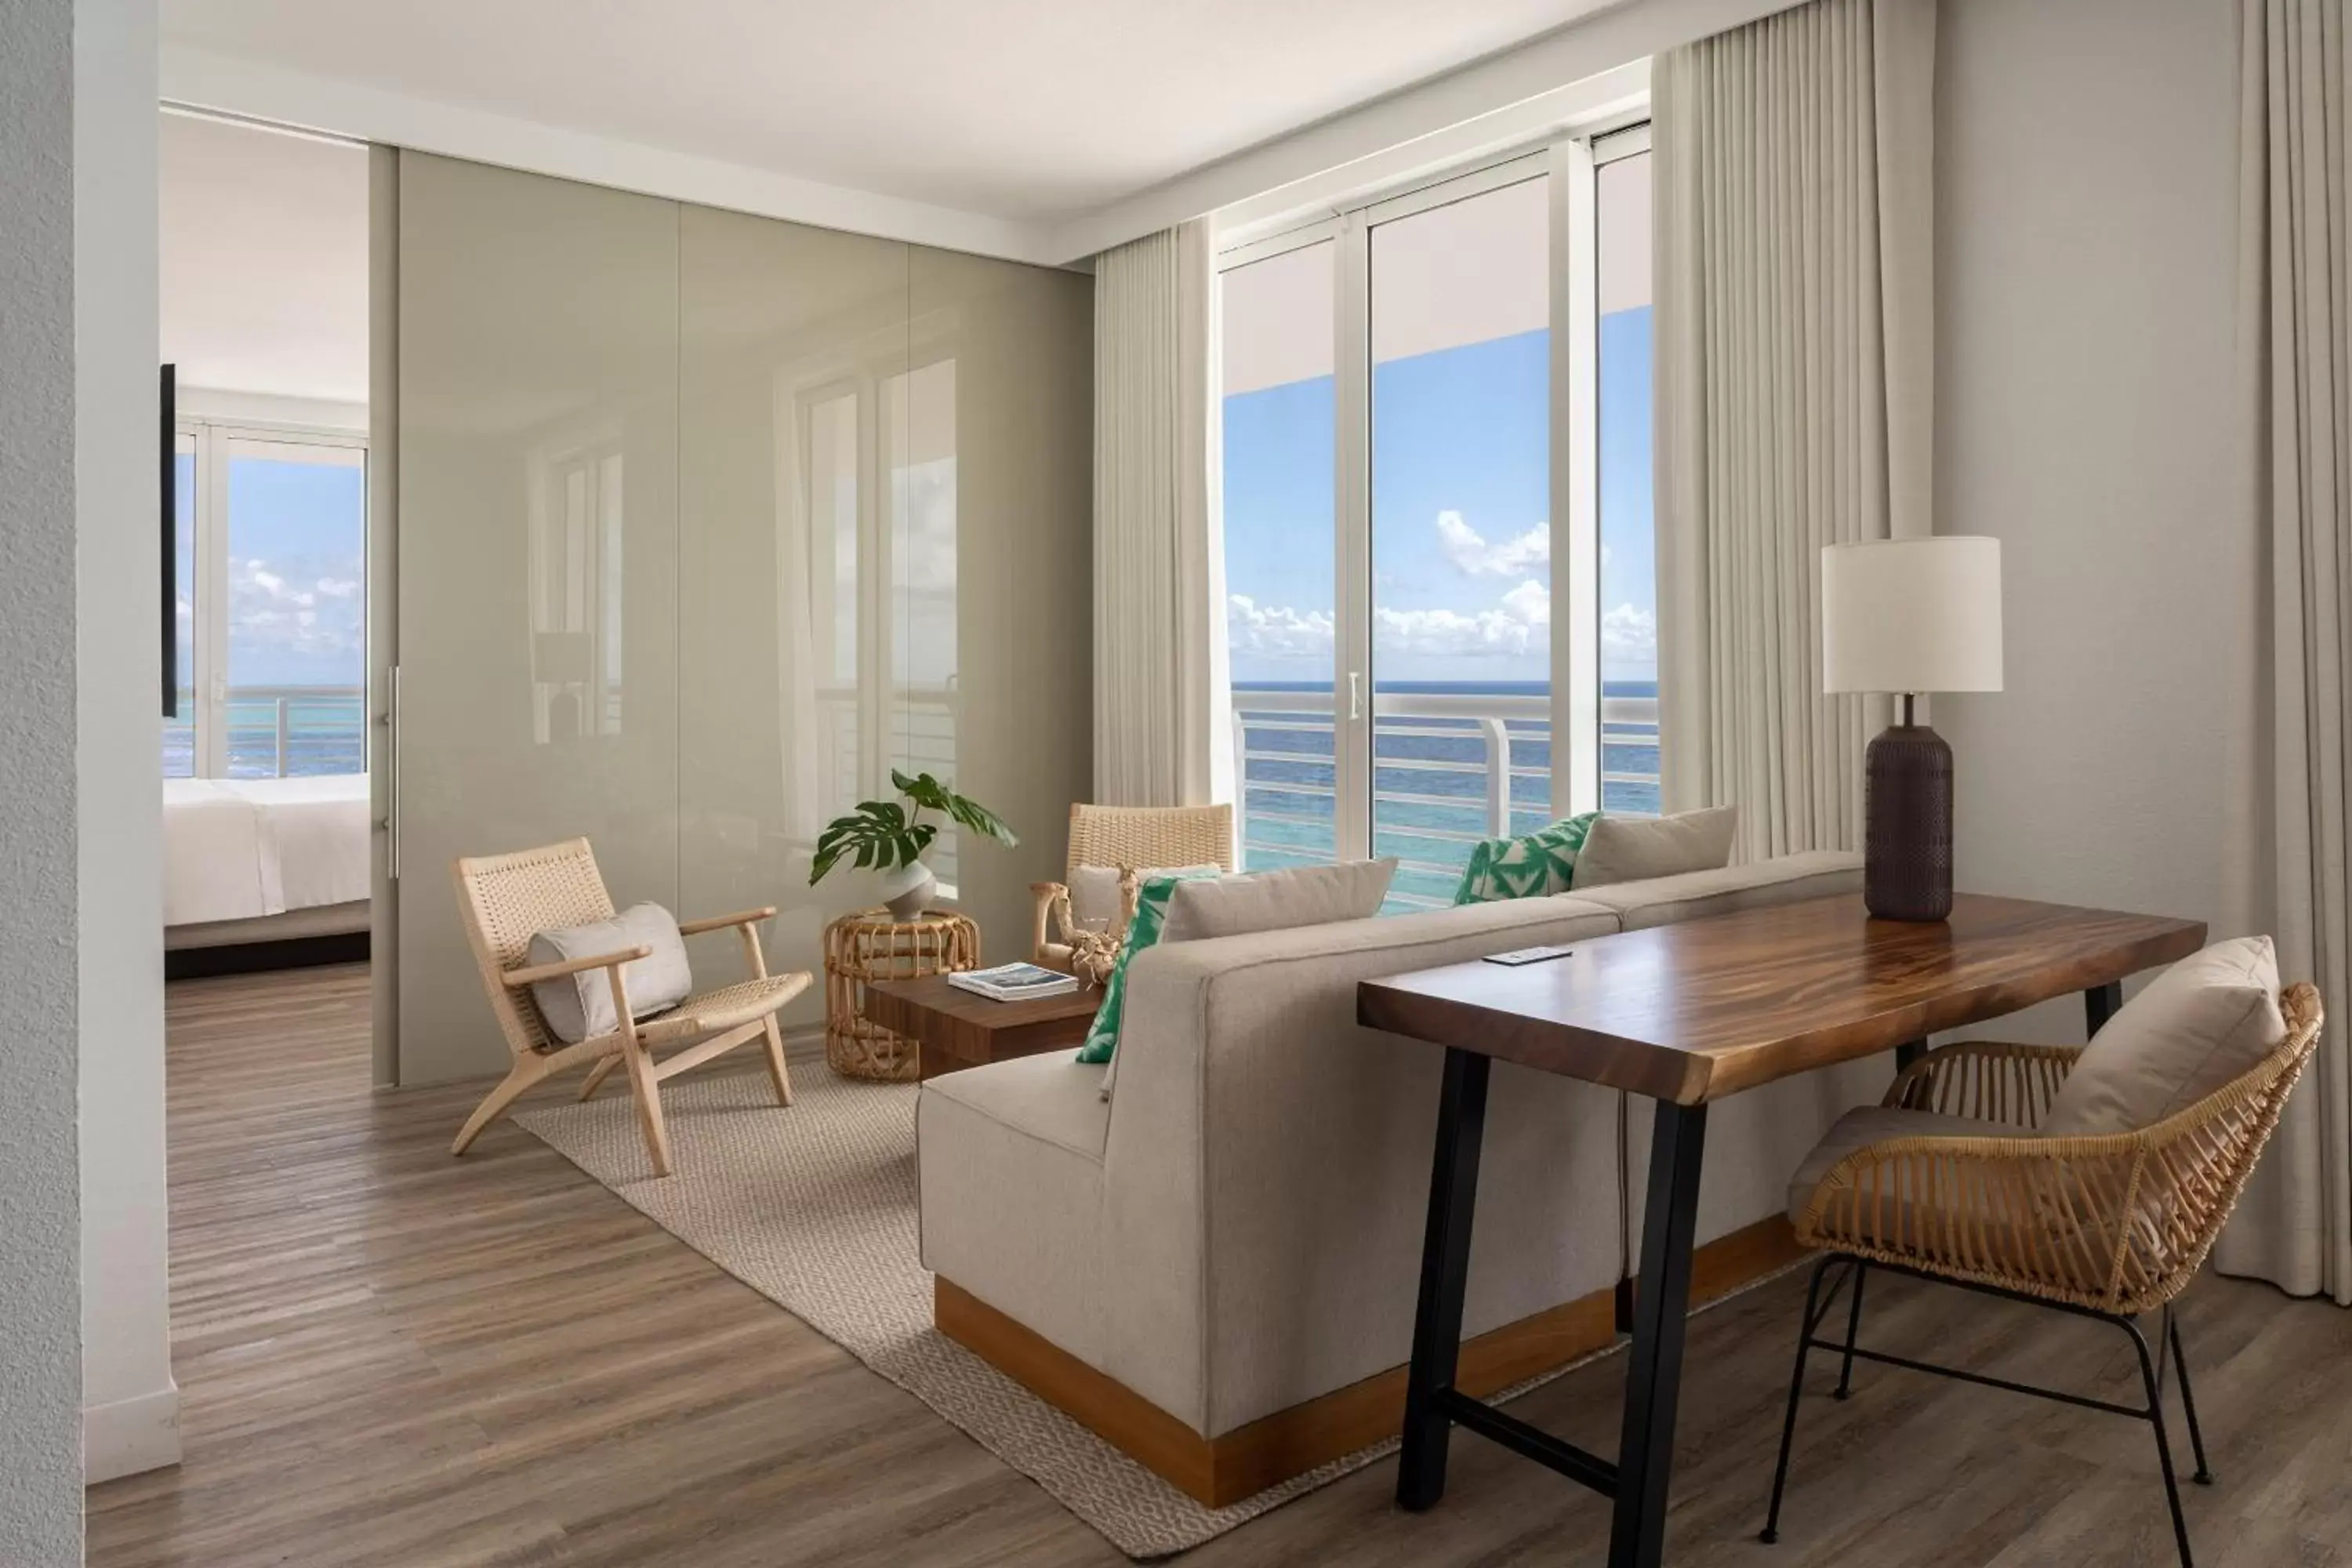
[810,769,1018,919]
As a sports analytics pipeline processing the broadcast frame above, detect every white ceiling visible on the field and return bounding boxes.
[159,0,1618,229]
[160,111,368,405]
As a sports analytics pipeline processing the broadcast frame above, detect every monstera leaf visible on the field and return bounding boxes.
[808,771,1018,886]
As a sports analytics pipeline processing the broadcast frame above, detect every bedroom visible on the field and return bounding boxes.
[160,112,372,978]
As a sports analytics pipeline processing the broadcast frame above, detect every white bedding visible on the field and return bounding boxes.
[163,775,372,927]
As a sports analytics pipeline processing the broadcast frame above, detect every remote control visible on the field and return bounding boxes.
[1483,943,1577,967]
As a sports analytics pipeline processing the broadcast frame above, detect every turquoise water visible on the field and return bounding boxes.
[1238,680,1661,909]
[162,691,365,779]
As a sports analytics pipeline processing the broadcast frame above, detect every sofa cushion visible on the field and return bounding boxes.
[1565,850,1863,931]
[1452,812,1599,903]
[1160,858,1396,943]
[526,902,692,1044]
[1570,805,1738,890]
[924,1048,1112,1163]
[2045,936,2287,1137]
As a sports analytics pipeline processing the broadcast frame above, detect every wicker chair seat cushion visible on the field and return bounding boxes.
[2045,935,2287,1137]
[629,972,809,1049]
[527,902,694,1044]
[1787,1105,2025,1230]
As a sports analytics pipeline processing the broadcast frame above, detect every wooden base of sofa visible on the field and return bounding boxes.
[933,1216,1801,1510]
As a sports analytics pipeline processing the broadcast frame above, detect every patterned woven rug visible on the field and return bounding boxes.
[514,1065,1617,1558]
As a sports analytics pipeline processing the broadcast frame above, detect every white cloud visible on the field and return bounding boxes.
[315,577,361,599]
[1602,601,1656,659]
[1372,576,1550,659]
[1228,593,1336,659]
[227,554,362,662]
[1436,510,1548,576]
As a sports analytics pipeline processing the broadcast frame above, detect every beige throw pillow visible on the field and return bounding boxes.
[1100,858,1397,1102]
[1159,857,1398,943]
[1570,806,1738,890]
[2043,936,2286,1137]
[527,902,693,1044]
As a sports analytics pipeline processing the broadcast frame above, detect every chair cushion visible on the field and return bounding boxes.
[527,902,693,1044]
[1160,858,1397,943]
[1570,805,1738,890]
[1787,1104,2027,1230]
[1067,862,1221,933]
[2044,936,2286,1137]
[1452,812,1599,903]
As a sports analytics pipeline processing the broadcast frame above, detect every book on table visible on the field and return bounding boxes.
[946,962,1083,1003]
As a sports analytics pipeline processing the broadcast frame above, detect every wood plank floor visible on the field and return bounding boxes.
[88,964,2352,1566]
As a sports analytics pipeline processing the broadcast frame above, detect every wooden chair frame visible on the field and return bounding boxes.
[1763,982,2325,1567]
[450,838,811,1177]
[1029,802,1234,969]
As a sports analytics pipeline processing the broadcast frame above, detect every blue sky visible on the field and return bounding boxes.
[177,454,367,690]
[1223,305,1654,689]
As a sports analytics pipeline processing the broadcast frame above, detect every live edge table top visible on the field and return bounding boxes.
[1356,893,2206,1106]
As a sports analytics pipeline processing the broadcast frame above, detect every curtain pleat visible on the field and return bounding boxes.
[2217,0,2352,1304]
[1654,0,1933,860]
[1091,221,1224,808]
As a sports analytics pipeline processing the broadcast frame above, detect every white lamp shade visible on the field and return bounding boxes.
[1821,537,2003,695]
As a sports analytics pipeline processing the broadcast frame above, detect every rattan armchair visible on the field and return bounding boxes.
[1029,802,1234,970]
[449,838,811,1178]
[1763,982,2324,1567]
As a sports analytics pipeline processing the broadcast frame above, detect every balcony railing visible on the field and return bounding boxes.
[163,685,366,779]
[1232,686,1661,911]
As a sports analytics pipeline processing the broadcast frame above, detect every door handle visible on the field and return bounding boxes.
[1348,670,1363,722]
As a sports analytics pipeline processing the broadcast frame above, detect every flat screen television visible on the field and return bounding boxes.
[161,362,176,718]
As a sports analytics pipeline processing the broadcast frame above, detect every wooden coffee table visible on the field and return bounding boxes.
[862,973,1102,1080]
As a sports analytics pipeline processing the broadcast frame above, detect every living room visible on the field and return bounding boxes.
[8,0,2347,1564]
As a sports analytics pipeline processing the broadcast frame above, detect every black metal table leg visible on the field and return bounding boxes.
[1397,1046,1492,1511]
[1610,1099,1708,1568]
[2086,981,2124,1036]
[1894,1038,1928,1072]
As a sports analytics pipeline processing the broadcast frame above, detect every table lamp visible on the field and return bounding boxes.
[1821,537,2003,921]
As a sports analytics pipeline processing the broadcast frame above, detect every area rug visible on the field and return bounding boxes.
[514,1065,1627,1558]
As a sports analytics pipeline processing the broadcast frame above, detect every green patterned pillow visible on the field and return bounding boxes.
[1075,869,1219,1065]
[1452,811,1601,905]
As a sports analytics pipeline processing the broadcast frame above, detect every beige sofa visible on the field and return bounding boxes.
[917,850,1883,1504]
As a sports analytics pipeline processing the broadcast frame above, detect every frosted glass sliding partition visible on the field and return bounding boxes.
[395,154,682,1085]
[390,154,1091,1084]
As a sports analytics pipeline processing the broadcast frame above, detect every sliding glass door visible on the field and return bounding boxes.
[1217,129,1651,909]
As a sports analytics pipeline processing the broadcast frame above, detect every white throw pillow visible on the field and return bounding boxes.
[1101,858,1397,1102]
[527,902,694,1044]
[1570,806,1738,890]
[1066,862,1222,933]
[2044,935,2287,1137]
[1159,857,1399,943]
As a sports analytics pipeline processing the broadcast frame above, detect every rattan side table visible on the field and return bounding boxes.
[822,909,981,1080]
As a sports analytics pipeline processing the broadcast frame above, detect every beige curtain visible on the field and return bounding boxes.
[1653,0,1936,858]
[1091,220,1229,809]
[2217,0,2352,1305]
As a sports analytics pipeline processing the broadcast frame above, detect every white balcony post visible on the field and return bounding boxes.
[1480,716,1512,839]
[275,696,292,778]
[1230,709,1250,867]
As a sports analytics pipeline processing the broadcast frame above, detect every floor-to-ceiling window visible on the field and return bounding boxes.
[1218,124,1654,909]
[166,420,367,779]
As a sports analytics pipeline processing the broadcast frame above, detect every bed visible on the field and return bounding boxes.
[163,775,372,957]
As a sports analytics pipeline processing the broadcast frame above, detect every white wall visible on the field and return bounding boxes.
[1935,0,2247,1035]
[0,0,88,1555]
[79,0,178,1486]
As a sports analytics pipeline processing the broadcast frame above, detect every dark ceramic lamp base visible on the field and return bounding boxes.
[1863,705,1953,922]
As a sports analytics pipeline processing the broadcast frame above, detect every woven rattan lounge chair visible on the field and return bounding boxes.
[1029,803,1233,970]
[450,838,811,1177]
[1762,981,2324,1568]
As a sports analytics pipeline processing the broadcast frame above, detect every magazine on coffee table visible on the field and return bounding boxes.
[946,962,1084,1003]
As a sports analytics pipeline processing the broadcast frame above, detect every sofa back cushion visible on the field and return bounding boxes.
[2045,935,2287,1136]
[1563,850,1861,931]
[1160,858,1397,943]
[1571,805,1737,890]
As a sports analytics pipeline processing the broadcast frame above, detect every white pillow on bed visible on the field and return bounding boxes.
[527,903,694,1044]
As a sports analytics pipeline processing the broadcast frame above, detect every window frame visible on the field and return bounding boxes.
[1213,120,1649,862]
[171,416,370,779]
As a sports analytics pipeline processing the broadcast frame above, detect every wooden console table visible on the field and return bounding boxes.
[863,972,1102,1080]
[1356,892,2205,1568]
